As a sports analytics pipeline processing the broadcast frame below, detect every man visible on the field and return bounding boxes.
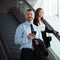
[14,9,44,60]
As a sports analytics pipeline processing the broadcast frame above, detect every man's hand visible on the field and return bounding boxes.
[27,33,36,40]
[34,40,39,45]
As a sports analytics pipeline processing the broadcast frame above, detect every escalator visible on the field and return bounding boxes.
[0,0,60,60]
[0,12,21,60]
[10,0,60,60]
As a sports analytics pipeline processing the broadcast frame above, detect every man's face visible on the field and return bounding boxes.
[25,11,34,22]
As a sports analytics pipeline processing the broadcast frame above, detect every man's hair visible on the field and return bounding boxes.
[26,9,33,12]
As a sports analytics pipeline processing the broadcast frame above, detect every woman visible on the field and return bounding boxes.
[33,8,58,48]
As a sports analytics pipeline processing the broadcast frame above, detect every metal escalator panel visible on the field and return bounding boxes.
[0,12,21,59]
[48,33,60,60]
[0,42,8,60]
[0,32,12,60]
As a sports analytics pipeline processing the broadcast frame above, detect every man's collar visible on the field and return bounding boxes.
[25,21,33,25]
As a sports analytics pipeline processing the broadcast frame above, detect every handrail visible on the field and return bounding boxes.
[8,7,21,23]
[0,32,12,60]
[42,20,60,41]
[23,0,35,11]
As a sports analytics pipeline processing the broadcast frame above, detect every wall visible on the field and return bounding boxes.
[0,0,17,13]
[0,0,9,13]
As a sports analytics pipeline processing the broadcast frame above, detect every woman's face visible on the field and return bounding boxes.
[38,9,44,18]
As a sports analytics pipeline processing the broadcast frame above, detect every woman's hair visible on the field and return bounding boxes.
[33,8,44,26]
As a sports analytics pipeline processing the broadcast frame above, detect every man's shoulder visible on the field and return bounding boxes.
[18,22,26,26]
[17,22,26,29]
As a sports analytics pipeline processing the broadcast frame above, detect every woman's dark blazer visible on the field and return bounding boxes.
[42,26,53,48]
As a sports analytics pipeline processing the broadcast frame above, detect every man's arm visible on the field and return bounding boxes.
[14,24,29,45]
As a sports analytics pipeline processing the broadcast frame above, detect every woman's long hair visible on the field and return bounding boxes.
[33,8,44,26]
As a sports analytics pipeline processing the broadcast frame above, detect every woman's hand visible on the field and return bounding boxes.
[53,30,58,34]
